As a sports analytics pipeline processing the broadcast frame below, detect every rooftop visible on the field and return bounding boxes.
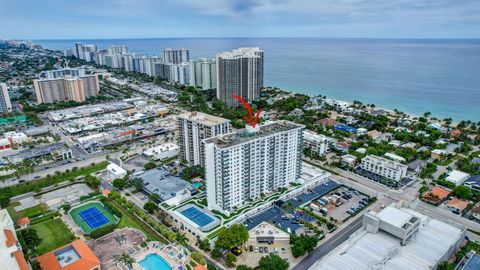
[446,198,469,210]
[38,239,101,270]
[139,168,193,201]
[204,120,303,148]
[310,205,465,270]
[178,111,229,126]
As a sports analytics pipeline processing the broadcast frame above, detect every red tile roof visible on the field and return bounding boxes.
[17,217,30,226]
[12,250,30,270]
[194,265,208,270]
[38,239,101,270]
[446,198,469,211]
[4,229,17,247]
[422,186,450,203]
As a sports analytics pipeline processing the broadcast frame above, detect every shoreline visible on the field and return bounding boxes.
[263,86,464,126]
[36,41,478,125]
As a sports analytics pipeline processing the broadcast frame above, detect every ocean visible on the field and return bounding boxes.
[34,38,480,122]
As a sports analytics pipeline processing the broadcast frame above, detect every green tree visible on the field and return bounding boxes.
[132,178,143,192]
[225,253,237,267]
[198,238,211,251]
[112,178,127,189]
[144,162,157,170]
[236,265,254,270]
[258,254,289,270]
[143,201,159,214]
[211,248,222,259]
[115,253,136,267]
[176,233,188,246]
[191,251,207,265]
[85,175,101,189]
[215,224,249,250]
[451,186,473,200]
[21,228,41,252]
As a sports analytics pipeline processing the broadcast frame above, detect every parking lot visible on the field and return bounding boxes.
[311,187,371,223]
[244,180,339,235]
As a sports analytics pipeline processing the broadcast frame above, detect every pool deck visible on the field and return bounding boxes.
[131,242,187,270]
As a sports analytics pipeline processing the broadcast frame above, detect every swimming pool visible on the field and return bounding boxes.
[139,254,172,270]
[191,182,204,188]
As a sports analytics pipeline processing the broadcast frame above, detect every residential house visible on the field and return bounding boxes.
[445,198,469,215]
[445,170,470,186]
[422,186,450,205]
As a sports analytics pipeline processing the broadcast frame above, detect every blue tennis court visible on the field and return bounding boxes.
[78,207,109,230]
[181,206,214,227]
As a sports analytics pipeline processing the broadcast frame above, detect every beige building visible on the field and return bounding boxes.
[177,111,230,166]
[34,74,99,104]
[246,222,290,248]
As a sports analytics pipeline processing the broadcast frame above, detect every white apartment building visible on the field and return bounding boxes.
[188,58,216,90]
[360,155,408,182]
[108,45,128,55]
[162,48,189,64]
[0,83,12,113]
[143,143,179,161]
[177,111,230,167]
[216,47,264,107]
[204,121,304,214]
[43,67,86,79]
[303,130,329,155]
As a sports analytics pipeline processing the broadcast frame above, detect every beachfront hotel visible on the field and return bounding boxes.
[216,47,264,107]
[204,121,304,214]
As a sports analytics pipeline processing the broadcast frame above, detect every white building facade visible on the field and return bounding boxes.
[360,155,408,182]
[303,130,329,155]
[204,121,304,214]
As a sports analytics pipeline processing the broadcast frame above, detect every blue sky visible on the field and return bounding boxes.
[1,0,479,39]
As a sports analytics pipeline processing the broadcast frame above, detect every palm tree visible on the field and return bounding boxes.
[115,253,135,267]
[176,233,188,246]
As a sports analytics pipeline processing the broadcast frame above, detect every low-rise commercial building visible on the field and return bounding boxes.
[143,143,179,161]
[310,203,466,270]
[107,163,127,180]
[246,222,290,248]
[139,168,195,206]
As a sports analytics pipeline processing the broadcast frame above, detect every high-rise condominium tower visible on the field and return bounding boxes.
[0,83,12,114]
[177,111,230,167]
[33,75,99,104]
[204,121,304,214]
[162,48,189,64]
[188,58,216,90]
[108,45,128,55]
[216,47,264,107]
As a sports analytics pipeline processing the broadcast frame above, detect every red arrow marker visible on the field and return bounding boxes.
[233,95,262,128]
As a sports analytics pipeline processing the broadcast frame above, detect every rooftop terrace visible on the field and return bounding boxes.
[204,121,303,148]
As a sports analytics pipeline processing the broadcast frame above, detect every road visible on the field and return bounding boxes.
[293,216,363,270]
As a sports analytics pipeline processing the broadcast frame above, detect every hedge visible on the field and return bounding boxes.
[88,224,118,239]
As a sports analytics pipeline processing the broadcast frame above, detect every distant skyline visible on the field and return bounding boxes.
[1,0,479,39]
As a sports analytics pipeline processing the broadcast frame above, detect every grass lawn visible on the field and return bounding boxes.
[7,202,49,225]
[30,218,76,255]
[109,201,157,241]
